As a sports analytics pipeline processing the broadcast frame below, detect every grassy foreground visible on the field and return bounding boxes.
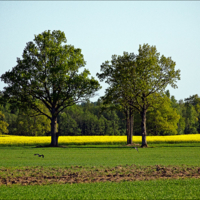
[0,144,200,199]
[0,179,200,200]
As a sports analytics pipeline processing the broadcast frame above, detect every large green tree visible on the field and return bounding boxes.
[97,44,180,147]
[128,44,180,147]
[97,52,136,144]
[1,30,101,146]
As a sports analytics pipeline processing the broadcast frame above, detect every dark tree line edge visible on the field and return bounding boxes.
[1,93,200,137]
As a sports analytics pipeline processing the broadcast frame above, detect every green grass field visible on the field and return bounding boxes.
[0,143,200,199]
[1,179,200,200]
[0,144,200,167]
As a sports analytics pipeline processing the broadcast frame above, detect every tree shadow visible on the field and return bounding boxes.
[148,143,200,148]
[32,143,200,149]
[33,144,141,149]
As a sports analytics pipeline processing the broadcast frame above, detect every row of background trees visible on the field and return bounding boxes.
[1,92,200,137]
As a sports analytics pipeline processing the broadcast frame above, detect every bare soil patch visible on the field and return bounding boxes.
[0,165,200,186]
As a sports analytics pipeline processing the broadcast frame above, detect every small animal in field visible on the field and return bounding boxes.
[132,147,139,152]
[34,154,44,158]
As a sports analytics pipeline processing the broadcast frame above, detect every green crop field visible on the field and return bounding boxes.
[1,179,200,200]
[0,143,200,199]
[0,144,200,167]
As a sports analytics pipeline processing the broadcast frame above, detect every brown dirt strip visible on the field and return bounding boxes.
[0,165,200,186]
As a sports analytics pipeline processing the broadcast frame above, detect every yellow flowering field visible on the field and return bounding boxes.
[0,134,200,146]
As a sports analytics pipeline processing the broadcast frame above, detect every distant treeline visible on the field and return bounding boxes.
[0,92,200,136]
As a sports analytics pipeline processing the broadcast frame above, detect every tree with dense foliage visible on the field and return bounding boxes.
[169,95,186,135]
[59,112,81,136]
[184,94,200,133]
[147,95,180,135]
[129,44,180,147]
[183,103,198,134]
[0,102,51,136]
[97,52,136,144]
[0,111,9,135]
[14,104,51,136]
[97,44,180,147]
[1,30,101,146]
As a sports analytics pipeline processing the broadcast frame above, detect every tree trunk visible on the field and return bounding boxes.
[126,109,130,144]
[51,116,58,147]
[128,107,133,144]
[126,108,133,145]
[141,106,148,147]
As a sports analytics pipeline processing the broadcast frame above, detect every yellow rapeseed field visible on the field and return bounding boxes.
[0,134,200,146]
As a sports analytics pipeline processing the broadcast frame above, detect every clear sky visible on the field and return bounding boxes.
[0,1,200,102]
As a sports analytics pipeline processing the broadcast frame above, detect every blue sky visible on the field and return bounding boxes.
[0,1,200,102]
